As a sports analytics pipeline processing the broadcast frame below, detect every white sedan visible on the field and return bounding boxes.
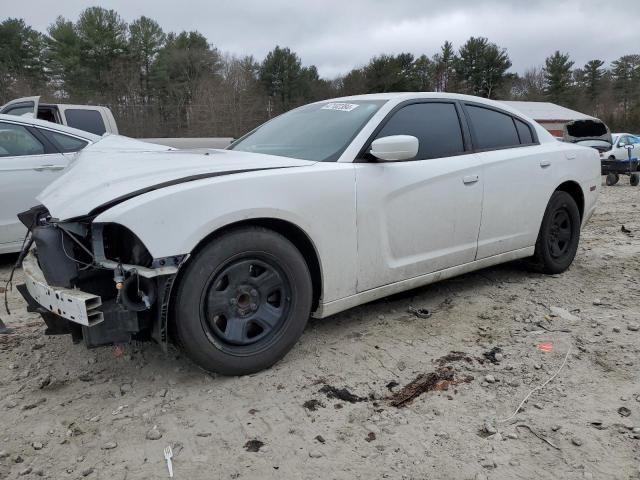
[0,115,170,254]
[17,93,600,375]
[0,114,99,253]
[603,133,640,160]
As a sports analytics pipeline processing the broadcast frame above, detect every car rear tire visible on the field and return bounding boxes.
[631,174,639,187]
[527,191,581,274]
[606,173,619,186]
[174,226,312,375]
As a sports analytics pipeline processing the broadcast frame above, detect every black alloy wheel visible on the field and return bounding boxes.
[201,256,291,350]
[174,226,312,375]
[528,190,581,274]
[546,208,572,260]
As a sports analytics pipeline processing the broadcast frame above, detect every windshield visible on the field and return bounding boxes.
[229,100,386,161]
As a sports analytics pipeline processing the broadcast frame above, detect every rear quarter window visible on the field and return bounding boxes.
[466,105,520,150]
[515,119,534,144]
[64,109,106,135]
[39,129,89,153]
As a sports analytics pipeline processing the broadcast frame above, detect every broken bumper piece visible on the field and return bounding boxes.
[22,249,103,326]
[18,248,176,348]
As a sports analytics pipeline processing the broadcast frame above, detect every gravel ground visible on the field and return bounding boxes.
[0,181,639,480]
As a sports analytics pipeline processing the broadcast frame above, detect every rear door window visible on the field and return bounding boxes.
[0,122,45,157]
[64,109,106,135]
[466,105,520,150]
[374,102,465,160]
[515,119,534,145]
[39,129,89,153]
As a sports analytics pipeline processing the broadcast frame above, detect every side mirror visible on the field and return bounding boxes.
[370,135,419,162]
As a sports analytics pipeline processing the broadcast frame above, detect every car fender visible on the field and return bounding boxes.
[93,163,358,304]
[549,144,599,227]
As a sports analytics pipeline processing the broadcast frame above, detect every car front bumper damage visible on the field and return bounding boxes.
[15,207,186,349]
[22,249,104,326]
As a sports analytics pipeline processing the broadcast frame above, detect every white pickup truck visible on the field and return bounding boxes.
[1,96,118,136]
[0,96,232,149]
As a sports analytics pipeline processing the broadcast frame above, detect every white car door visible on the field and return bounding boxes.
[462,103,554,259]
[355,100,483,292]
[0,121,69,249]
[0,96,40,117]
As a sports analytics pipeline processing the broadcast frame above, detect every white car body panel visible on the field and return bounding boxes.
[478,141,599,258]
[0,151,70,251]
[33,93,601,318]
[476,144,555,258]
[319,246,534,317]
[91,163,358,304]
[354,154,483,291]
[39,143,311,221]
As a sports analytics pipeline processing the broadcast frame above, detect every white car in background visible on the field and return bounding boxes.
[603,133,640,160]
[0,114,99,253]
[1,96,233,149]
[0,114,170,254]
[17,93,600,376]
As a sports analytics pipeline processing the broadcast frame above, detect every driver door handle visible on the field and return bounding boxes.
[33,164,65,172]
[463,175,479,185]
[539,160,551,168]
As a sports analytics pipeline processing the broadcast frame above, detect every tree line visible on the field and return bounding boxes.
[1,7,639,138]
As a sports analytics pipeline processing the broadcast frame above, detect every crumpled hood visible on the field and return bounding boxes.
[38,137,314,220]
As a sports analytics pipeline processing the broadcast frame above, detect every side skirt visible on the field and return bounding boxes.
[0,240,24,255]
[314,246,535,319]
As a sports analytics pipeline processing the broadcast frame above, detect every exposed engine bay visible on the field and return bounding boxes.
[16,205,186,349]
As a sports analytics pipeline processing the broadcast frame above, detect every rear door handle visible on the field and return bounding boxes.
[463,175,479,184]
[33,164,65,172]
[539,160,551,168]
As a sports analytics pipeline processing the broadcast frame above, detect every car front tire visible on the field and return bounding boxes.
[528,191,581,274]
[174,226,312,375]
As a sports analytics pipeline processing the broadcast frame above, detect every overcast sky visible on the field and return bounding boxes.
[4,0,638,78]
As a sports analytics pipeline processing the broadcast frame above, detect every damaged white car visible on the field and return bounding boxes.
[17,93,600,375]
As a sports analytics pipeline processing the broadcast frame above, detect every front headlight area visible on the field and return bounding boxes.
[92,222,185,312]
[24,216,185,347]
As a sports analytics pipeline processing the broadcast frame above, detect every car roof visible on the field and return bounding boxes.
[317,92,538,120]
[328,92,488,101]
[0,113,101,141]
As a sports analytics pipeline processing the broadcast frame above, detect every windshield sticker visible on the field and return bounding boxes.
[321,102,359,112]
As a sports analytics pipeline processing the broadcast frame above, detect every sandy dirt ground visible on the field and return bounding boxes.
[0,182,639,480]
